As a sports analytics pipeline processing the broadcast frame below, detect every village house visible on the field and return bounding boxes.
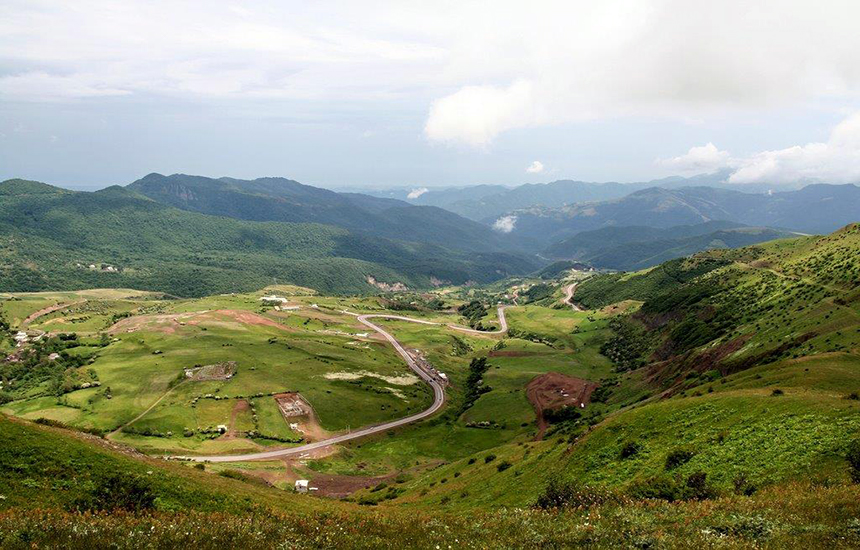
[295,479,309,493]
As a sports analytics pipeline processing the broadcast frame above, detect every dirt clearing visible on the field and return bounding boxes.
[274,393,329,442]
[526,372,599,440]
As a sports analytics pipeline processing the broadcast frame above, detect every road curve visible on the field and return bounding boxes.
[563,284,582,311]
[180,308,508,463]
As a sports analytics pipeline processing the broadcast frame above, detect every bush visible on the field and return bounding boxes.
[848,439,860,483]
[619,441,641,459]
[664,449,695,470]
[73,474,155,512]
[684,471,715,500]
[484,454,496,464]
[628,476,679,501]
[771,388,784,396]
[543,406,582,424]
[496,461,512,472]
[534,477,616,510]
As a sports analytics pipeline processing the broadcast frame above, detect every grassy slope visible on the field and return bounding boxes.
[3,414,860,549]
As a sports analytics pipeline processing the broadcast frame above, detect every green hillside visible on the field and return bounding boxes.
[0,179,536,297]
[544,221,792,270]
[1,225,859,548]
[128,173,517,253]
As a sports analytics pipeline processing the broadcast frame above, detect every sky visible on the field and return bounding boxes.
[2,0,860,191]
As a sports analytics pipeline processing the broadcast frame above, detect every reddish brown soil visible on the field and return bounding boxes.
[273,393,329,442]
[306,472,399,498]
[23,301,85,325]
[526,372,598,440]
[212,309,292,330]
[223,400,251,440]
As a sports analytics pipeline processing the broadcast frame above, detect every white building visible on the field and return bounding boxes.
[14,332,28,346]
[295,479,309,493]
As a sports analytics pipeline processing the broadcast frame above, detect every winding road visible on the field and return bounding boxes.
[180,306,507,463]
[563,284,581,311]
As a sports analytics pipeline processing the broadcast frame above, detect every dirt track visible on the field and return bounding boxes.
[526,372,598,440]
[563,284,581,311]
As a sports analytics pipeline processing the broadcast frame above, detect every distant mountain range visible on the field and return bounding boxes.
[2,172,855,296]
[544,221,794,271]
[0,178,538,297]
[358,170,757,222]
[504,184,860,248]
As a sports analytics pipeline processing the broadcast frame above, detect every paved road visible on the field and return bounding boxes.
[563,284,582,311]
[180,308,506,463]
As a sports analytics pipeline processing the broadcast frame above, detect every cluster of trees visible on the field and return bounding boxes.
[460,357,492,413]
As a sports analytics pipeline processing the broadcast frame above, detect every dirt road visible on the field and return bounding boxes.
[181,309,509,463]
[563,284,581,311]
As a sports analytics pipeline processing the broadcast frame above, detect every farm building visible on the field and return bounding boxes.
[295,480,309,493]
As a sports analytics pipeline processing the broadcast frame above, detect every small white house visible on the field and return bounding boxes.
[295,479,309,493]
[14,332,28,346]
[217,424,228,434]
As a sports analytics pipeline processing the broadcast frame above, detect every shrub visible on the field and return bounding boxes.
[848,439,860,483]
[484,454,496,464]
[73,474,155,512]
[619,441,641,459]
[628,476,679,501]
[771,388,784,396]
[467,458,476,465]
[664,449,695,470]
[543,406,582,424]
[496,461,512,472]
[535,477,616,510]
[684,471,715,500]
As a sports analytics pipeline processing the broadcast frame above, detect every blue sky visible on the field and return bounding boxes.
[2,1,859,191]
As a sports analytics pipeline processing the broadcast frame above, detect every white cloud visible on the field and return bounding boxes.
[526,160,545,174]
[660,111,860,185]
[422,1,860,147]
[406,187,428,199]
[729,111,860,184]
[492,215,517,233]
[657,143,731,174]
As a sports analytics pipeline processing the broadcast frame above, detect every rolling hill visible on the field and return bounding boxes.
[0,179,538,296]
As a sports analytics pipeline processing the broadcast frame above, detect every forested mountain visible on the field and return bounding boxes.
[0,179,537,296]
[128,173,515,253]
[503,184,860,247]
[545,221,793,270]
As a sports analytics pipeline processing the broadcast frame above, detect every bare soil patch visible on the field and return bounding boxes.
[308,471,399,498]
[185,361,237,381]
[526,372,598,440]
[23,301,85,325]
[223,399,251,440]
[274,393,329,442]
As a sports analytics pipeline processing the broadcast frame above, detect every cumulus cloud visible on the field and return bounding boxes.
[407,187,429,199]
[657,143,731,174]
[729,112,860,184]
[492,215,517,233]
[526,160,545,174]
[423,1,860,147]
[660,111,860,185]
